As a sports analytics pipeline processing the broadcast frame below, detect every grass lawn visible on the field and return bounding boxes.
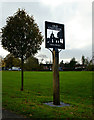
[2,71,93,119]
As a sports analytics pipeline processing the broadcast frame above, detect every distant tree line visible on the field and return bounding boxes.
[1,54,94,71]
[60,55,94,71]
[1,53,43,71]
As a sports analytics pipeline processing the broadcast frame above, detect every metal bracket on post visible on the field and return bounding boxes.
[58,49,62,53]
[47,48,53,53]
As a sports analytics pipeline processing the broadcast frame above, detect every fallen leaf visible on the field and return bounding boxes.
[29,114,32,116]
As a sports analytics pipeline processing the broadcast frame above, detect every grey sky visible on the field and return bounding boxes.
[0,0,93,63]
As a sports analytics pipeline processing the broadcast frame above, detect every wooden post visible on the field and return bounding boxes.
[53,48,60,105]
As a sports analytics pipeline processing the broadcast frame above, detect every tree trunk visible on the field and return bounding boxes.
[21,56,24,91]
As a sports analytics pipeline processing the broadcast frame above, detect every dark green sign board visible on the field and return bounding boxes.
[45,21,65,49]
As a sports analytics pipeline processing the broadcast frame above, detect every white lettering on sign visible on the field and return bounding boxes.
[50,44,61,47]
[48,26,61,31]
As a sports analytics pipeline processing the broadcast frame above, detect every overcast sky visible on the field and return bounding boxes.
[0,0,93,63]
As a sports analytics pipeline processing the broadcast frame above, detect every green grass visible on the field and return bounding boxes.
[2,71,93,119]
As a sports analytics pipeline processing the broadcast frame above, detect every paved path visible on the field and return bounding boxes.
[1,108,24,119]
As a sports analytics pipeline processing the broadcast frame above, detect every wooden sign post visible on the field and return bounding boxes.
[45,21,65,105]
[53,48,60,105]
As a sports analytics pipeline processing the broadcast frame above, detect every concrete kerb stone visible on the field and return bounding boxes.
[44,102,70,107]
